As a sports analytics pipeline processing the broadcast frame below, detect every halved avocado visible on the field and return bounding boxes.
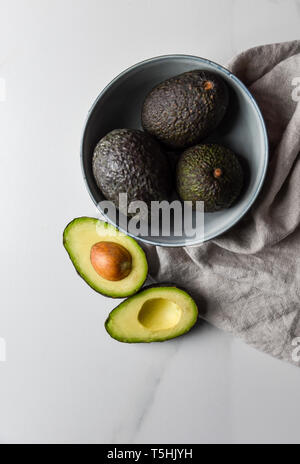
[105,286,198,343]
[63,217,148,298]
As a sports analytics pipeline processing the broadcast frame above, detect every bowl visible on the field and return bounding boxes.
[81,55,268,247]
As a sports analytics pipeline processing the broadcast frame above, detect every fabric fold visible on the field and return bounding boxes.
[145,40,300,365]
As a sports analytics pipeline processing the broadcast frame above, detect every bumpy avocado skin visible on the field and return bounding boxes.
[141,71,229,149]
[176,144,244,212]
[92,129,172,213]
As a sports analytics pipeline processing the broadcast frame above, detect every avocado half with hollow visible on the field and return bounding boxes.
[63,217,148,298]
[105,286,198,343]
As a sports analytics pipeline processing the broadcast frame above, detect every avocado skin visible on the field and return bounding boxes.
[92,129,172,214]
[63,217,148,298]
[176,144,244,212]
[141,70,229,149]
[105,285,199,343]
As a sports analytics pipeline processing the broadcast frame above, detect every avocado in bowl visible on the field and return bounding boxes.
[81,55,268,247]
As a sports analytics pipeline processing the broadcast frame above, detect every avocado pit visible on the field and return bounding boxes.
[138,298,182,331]
[90,241,132,281]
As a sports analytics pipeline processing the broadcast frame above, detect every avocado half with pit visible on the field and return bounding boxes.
[105,286,198,343]
[63,217,148,298]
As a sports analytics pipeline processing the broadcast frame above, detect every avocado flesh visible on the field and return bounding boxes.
[92,129,172,215]
[105,286,198,343]
[63,217,148,298]
[176,144,244,212]
[142,70,229,149]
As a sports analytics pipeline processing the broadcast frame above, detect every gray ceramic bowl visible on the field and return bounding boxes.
[81,55,268,247]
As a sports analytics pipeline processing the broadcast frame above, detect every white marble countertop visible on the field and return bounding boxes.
[0,0,300,444]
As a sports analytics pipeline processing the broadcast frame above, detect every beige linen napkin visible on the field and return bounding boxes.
[144,40,300,365]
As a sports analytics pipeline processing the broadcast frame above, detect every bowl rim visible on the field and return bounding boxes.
[81,54,269,248]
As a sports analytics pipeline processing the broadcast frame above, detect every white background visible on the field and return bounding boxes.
[0,0,300,444]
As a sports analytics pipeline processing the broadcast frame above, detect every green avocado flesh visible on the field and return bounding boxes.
[176,144,244,212]
[63,217,148,298]
[142,70,229,149]
[92,129,172,214]
[105,286,198,343]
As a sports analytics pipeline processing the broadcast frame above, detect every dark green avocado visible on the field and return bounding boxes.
[141,70,229,149]
[105,285,198,343]
[92,129,172,214]
[176,144,244,212]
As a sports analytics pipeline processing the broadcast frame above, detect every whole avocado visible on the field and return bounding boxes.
[176,144,244,212]
[92,129,172,214]
[142,70,229,149]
